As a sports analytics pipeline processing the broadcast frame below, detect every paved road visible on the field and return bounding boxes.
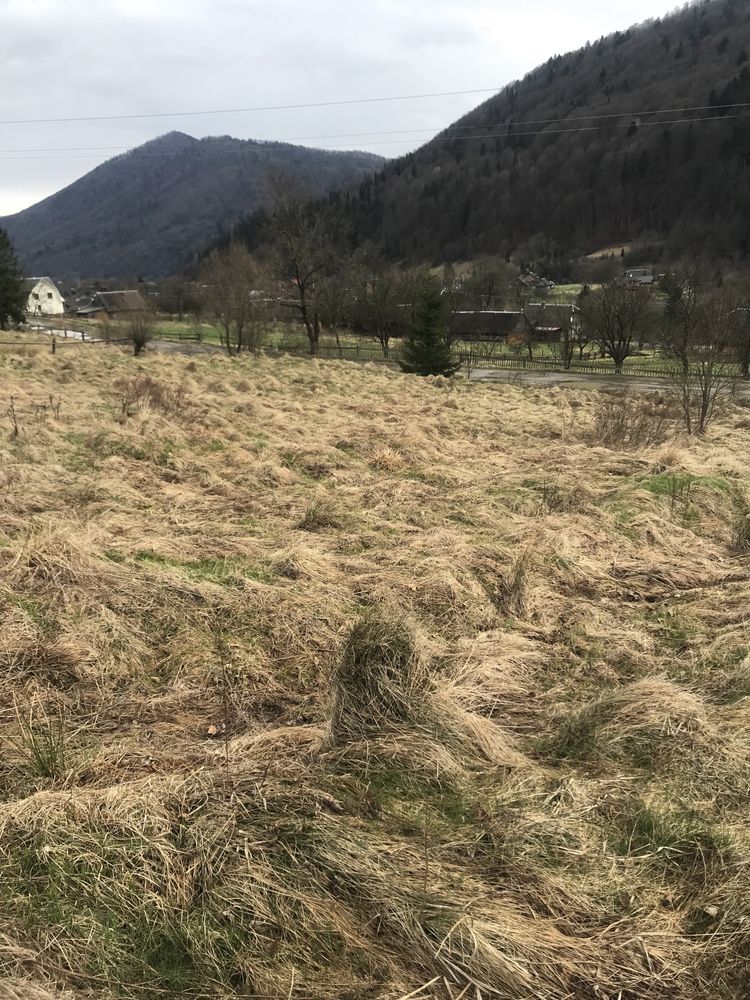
[470,367,669,393]
[471,367,750,403]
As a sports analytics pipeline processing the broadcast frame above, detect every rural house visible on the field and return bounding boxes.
[516,271,556,293]
[25,277,66,317]
[521,303,581,343]
[76,289,148,319]
[450,310,522,342]
[623,267,655,286]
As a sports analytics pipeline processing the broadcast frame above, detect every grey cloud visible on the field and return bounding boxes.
[1,0,668,216]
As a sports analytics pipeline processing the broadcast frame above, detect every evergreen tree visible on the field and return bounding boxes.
[0,229,26,330]
[399,277,460,377]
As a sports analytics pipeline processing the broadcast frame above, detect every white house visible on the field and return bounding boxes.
[26,277,66,317]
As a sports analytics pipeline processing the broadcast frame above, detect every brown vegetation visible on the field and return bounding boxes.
[0,338,748,999]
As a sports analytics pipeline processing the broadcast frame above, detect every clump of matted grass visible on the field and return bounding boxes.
[0,983,74,1000]
[545,678,710,763]
[328,610,434,744]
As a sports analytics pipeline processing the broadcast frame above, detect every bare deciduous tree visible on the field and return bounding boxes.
[545,298,581,370]
[581,283,656,374]
[265,174,337,355]
[662,266,710,374]
[126,308,155,357]
[669,294,736,436]
[350,258,406,357]
[728,296,750,380]
[158,276,202,322]
[201,243,266,355]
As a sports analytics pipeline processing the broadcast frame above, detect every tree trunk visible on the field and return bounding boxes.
[311,311,321,355]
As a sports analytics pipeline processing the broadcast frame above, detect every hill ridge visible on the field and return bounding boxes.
[328,0,750,269]
[0,133,383,278]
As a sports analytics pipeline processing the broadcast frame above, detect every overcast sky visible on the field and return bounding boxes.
[1,0,669,216]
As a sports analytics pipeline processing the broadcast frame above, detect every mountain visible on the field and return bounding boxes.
[0,133,383,278]
[328,0,750,269]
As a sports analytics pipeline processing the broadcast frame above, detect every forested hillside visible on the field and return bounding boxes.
[0,133,382,279]
[329,0,750,266]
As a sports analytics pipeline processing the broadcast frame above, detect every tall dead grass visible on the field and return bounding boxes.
[0,340,748,998]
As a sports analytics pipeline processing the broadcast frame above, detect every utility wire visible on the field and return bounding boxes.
[0,111,745,160]
[0,94,747,133]
[0,101,745,153]
[0,88,502,126]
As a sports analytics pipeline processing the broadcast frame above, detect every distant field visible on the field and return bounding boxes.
[0,338,748,999]
[548,283,591,302]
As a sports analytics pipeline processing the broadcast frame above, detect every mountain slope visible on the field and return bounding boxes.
[333,0,750,265]
[0,133,382,278]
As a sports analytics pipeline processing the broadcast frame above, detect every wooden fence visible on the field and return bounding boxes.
[270,342,397,364]
[456,352,677,378]
[11,329,740,382]
[153,330,202,343]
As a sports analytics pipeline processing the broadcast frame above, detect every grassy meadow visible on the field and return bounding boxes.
[0,337,749,1000]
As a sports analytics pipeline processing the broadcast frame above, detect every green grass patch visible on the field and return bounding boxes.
[646,606,698,653]
[133,551,274,585]
[10,596,58,637]
[609,803,733,883]
[637,472,732,498]
[355,765,475,829]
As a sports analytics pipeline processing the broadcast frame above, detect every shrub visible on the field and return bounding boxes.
[589,390,677,449]
[114,375,189,418]
[126,311,155,357]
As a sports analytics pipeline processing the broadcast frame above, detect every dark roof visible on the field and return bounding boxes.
[76,305,107,316]
[450,311,521,339]
[523,302,580,330]
[92,290,147,313]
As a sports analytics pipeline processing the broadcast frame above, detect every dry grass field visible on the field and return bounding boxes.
[0,339,749,1000]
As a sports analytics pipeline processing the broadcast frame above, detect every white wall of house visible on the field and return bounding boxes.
[27,277,65,317]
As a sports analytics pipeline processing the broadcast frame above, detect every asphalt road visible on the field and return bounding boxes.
[470,367,670,393]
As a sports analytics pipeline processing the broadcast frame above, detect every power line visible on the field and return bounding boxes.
[0,100,740,152]
[0,110,745,160]
[0,88,502,126]
[0,91,747,133]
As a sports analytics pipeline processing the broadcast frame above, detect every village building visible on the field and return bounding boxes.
[516,271,556,293]
[520,302,581,343]
[76,290,148,319]
[624,267,655,286]
[450,310,522,341]
[25,277,66,317]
